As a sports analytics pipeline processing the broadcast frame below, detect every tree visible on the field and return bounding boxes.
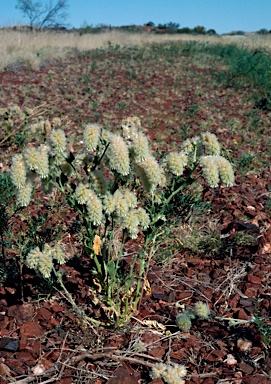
[16,0,69,29]
[193,25,206,35]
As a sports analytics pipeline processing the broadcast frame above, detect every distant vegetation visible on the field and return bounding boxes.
[76,22,217,36]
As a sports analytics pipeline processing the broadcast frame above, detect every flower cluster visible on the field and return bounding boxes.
[102,189,149,238]
[107,134,130,176]
[151,363,187,384]
[83,124,101,151]
[86,190,103,226]
[166,151,188,176]
[10,154,27,188]
[176,302,210,331]
[50,129,67,153]
[136,155,161,192]
[27,244,65,279]
[200,155,234,188]
[194,301,210,319]
[10,119,234,245]
[131,132,149,161]
[202,131,221,156]
[176,312,192,332]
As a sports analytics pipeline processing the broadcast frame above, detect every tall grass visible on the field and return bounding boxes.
[2,28,271,71]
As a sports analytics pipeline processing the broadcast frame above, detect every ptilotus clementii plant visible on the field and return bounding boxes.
[9,116,234,324]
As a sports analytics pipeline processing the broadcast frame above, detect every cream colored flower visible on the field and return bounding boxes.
[215,156,234,187]
[202,131,221,156]
[166,151,188,176]
[11,154,27,188]
[17,181,33,206]
[86,190,103,225]
[83,124,101,151]
[200,155,219,188]
[107,134,130,176]
[50,129,67,153]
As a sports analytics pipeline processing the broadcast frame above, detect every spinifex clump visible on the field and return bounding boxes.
[9,116,234,324]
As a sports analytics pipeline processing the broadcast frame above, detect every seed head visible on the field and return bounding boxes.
[52,244,66,264]
[75,183,90,205]
[35,145,49,178]
[132,132,149,161]
[122,189,137,208]
[166,151,188,176]
[194,301,210,319]
[27,247,43,269]
[113,190,129,218]
[150,363,167,379]
[200,155,219,188]
[136,155,161,192]
[103,193,116,215]
[38,253,53,279]
[202,131,220,156]
[11,154,27,188]
[23,147,40,171]
[107,134,130,176]
[123,209,140,239]
[86,190,103,226]
[83,124,101,151]
[215,156,234,187]
[17,181,33,206]
[50,129,67,153]
[137,207,150,230]
[176,312,192,332]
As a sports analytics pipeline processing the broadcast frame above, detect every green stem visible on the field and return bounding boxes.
[164,166,199,206]
[92,142,110,172]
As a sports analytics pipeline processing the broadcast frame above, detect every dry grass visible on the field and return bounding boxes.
[1,28,271,71]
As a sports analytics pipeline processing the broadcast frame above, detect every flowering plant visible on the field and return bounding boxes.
[10,116,234,325]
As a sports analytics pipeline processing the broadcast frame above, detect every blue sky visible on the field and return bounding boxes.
[1,0,270,34]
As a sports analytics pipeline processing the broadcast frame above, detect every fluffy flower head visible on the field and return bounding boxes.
[113,190,129,217]
[23,147,40,171]
[75,183,90,204]
[11,154,27,188]
[27,247,43,269]
[38,253,53,279]
[86,190,103,226]
[131,132,149,161]
[50,129,67,153]
[17,181,33,206]
[136,156,161,192]
[108,134,130,176]
[123,209,140,239]
[103,193,116,215]
[194,301,210,319]
[166,151,188,176]
[176,312,192,332]
[215,156,234,187]
[137,207,150,230]
[83,124,101,151]
[35,145,49,178]
[200,155,219,188]
[202,131,220,156]
[52,244,66,264]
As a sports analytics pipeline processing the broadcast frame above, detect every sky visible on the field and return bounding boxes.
[0,0,270,35]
